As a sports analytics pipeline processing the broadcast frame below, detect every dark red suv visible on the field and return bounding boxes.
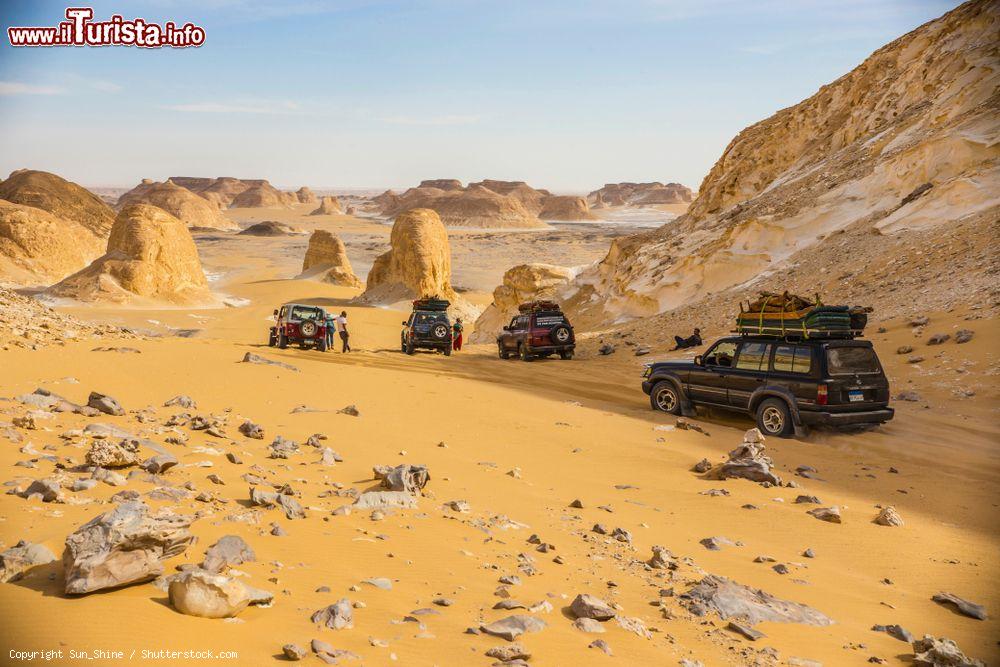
[497,301,575,361]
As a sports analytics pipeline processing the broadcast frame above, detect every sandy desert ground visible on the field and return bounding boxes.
[1,203,997,667]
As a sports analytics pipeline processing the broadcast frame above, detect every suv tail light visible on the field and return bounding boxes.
[817,384,828,406]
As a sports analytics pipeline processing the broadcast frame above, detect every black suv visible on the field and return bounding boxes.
[641,335,893,437]
[402,300,452,356]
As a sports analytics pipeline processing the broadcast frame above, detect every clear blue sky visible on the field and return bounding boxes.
[0,0,958,192]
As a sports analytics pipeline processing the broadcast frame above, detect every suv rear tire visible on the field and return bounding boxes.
[559,349,573,360]
[277,332,288,349]
[756,398,793,437]
[498,342,510,359]
[318,337,328,352]
[650,381,681,414]
[519,345,533,362]
[444,345,452,356]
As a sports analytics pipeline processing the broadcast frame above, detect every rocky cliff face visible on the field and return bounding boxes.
[470,263,575,343]
[0,169,115,237]
[48,204,211,304]
[358,208,459,304]
[0,200,104,286]
[300,230,362,288]
[537,195,597,221]
[372,179,602,229]
[571,0,999,323]
[588,182,693,208]
[117,180,237,231]
[230,182,297,208]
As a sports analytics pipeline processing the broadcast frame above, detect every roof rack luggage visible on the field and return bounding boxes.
[412,297,450,312]
[518,300,561,313]
[733,292,870,340]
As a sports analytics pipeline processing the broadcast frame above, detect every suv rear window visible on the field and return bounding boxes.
[290,306,322,320]
[735,342,771,371]
[827,347,879,375]
[773,344,812,374]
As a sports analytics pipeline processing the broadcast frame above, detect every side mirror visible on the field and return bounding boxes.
[273,309,278,316]
[694,355,703,366]
[502,326,510,331]
[402,321,407,326]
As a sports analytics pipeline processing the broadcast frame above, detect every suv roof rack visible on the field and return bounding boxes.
[730,328,864,341]
[412,297,450,312]
[518,300,561,313]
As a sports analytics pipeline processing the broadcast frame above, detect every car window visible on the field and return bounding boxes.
[735,342,771,371]
[773,345,812,373]
[827,347,880,375]
[704,342,737,368]
[291,306,321,320]
[516,316,529,329]
[508,317,518,329]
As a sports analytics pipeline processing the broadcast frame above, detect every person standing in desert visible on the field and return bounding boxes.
[335,310,351,352]
[452,317,464,352]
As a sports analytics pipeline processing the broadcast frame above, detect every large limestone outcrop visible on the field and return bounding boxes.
[48,204,212,304]
[470,263,575,343]
[567,0,1000,323]
[588,182,693,208]
[310,196,342,216]
[0,200,104,286]
[117,180,236,231]
[538,195,597,221]
[358,209,458,303]
[230,181,297,208]
[373,179,550,228]
[300,230,362,288]
[0,169,115,237]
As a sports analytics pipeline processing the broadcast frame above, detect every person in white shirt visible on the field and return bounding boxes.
[335,311,350,352]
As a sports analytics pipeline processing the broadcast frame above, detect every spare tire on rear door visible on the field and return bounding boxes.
[432,323,449,340]
[550,324,573,345]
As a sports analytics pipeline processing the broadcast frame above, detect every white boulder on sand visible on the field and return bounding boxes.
[300,230,362,288]
[471,263,574,343]
[48,204,213,305]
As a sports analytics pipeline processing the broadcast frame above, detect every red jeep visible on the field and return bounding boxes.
[269,303,332,352]
[497,301,575,361]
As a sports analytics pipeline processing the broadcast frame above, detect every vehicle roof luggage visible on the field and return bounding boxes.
[735,291,870,339]
[518,300,562,313]
[412,296,450,312]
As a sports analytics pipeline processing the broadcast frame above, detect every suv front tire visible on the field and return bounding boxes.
[756,398,793,437]
[650,381,681,414]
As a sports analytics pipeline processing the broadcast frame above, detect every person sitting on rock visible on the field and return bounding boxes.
[672,328,702,350]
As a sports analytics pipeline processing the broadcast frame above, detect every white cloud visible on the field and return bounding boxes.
[379,114,482,126]
[163,99,302,114]
[88,80,123,93]
[0,81,65,96]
